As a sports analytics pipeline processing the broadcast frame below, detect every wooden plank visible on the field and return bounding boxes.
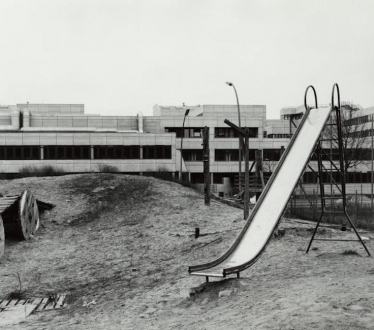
[7,300,18,307]
[0,303,38,327]
[43,300,55,311]
[31,298,42,309]
[35,298,49,312]
[0,300,9,308]
[16,300,27,305]
[55,294,66,308]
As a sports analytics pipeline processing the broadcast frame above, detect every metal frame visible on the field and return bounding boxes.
[306,83,371,256]
[189,87,317,278]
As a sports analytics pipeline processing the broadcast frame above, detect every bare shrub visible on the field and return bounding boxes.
[7,271,28,300]
[144,166,173,181]
[97,164,119,173]
[19,165,64,177]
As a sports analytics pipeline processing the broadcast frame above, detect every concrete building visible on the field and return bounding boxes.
[0,102,373,197]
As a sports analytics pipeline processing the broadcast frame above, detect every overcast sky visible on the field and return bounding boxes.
[0,0,373,118]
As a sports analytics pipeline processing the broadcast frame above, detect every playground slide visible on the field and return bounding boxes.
[189,106,332,278]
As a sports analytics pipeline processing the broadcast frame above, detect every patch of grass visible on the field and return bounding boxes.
[144,166,173,181]
[97,164,119,173]
[69,201,110,226]
[19,165,65,177]
[342,249,360,256]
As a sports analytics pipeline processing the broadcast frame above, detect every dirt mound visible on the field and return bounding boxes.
[0,174,373,330]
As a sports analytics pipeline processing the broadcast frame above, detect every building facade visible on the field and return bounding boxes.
[0,102,373,197]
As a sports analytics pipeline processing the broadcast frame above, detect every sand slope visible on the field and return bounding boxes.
[0,174,373,329]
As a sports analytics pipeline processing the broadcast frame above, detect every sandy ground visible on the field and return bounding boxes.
[0,173,373,330]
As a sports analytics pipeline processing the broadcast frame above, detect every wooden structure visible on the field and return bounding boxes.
[0,190,41,259]
[0,190,39,240]
[224,119,250,219]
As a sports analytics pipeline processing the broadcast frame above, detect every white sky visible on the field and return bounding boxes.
[0,0,373,119]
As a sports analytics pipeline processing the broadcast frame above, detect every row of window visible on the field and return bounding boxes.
[312,149,374,161]
[190,171,374,185]
[344,115,370,127]
[214,149,284,162]
[165,127,259,138]
[302,171,374,184]
[0,145,172,160]
[2,145,373,163]
[181,149,285,162]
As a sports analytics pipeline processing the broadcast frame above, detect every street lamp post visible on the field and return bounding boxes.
[179,109,190,181]
[226,81,242,191]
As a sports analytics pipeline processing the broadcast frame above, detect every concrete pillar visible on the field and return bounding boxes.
[40,146,44,160]
[11,110,20,130]
[137,112,144,133]
[90,146,94,160]
[23,110,30,128]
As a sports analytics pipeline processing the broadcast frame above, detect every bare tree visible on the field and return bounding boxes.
[321,102,369,172]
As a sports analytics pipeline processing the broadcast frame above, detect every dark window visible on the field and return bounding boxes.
[0,146,40,160]
[94,146,140,159]
[215,149,257,161]
[182,149,203,161]
[191,173,205,184]
[143,146,155,159]
[263,149,281,161]
[66,146,73,159]
[114,146,123,159]
[123,146,140,159]
[302,172,317,184]
[143,146,171,159]
[58,146,65,159]
[213,173,237,184]
[6,147,14,160]
[44,146,90,160]
[214,127,258,138]
[215,150,228,161]
[165,127,203,138]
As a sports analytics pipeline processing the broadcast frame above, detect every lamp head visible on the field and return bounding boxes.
[225,81,233,87]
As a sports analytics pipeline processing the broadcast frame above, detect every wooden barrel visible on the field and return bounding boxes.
[0,216,4,259]
[2,190,39,240]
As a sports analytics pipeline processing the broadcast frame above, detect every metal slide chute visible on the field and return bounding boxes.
[189,87,332,279]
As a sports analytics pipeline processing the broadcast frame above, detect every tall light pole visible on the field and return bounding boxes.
[226,81,242,191]
[179,109,190,181]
